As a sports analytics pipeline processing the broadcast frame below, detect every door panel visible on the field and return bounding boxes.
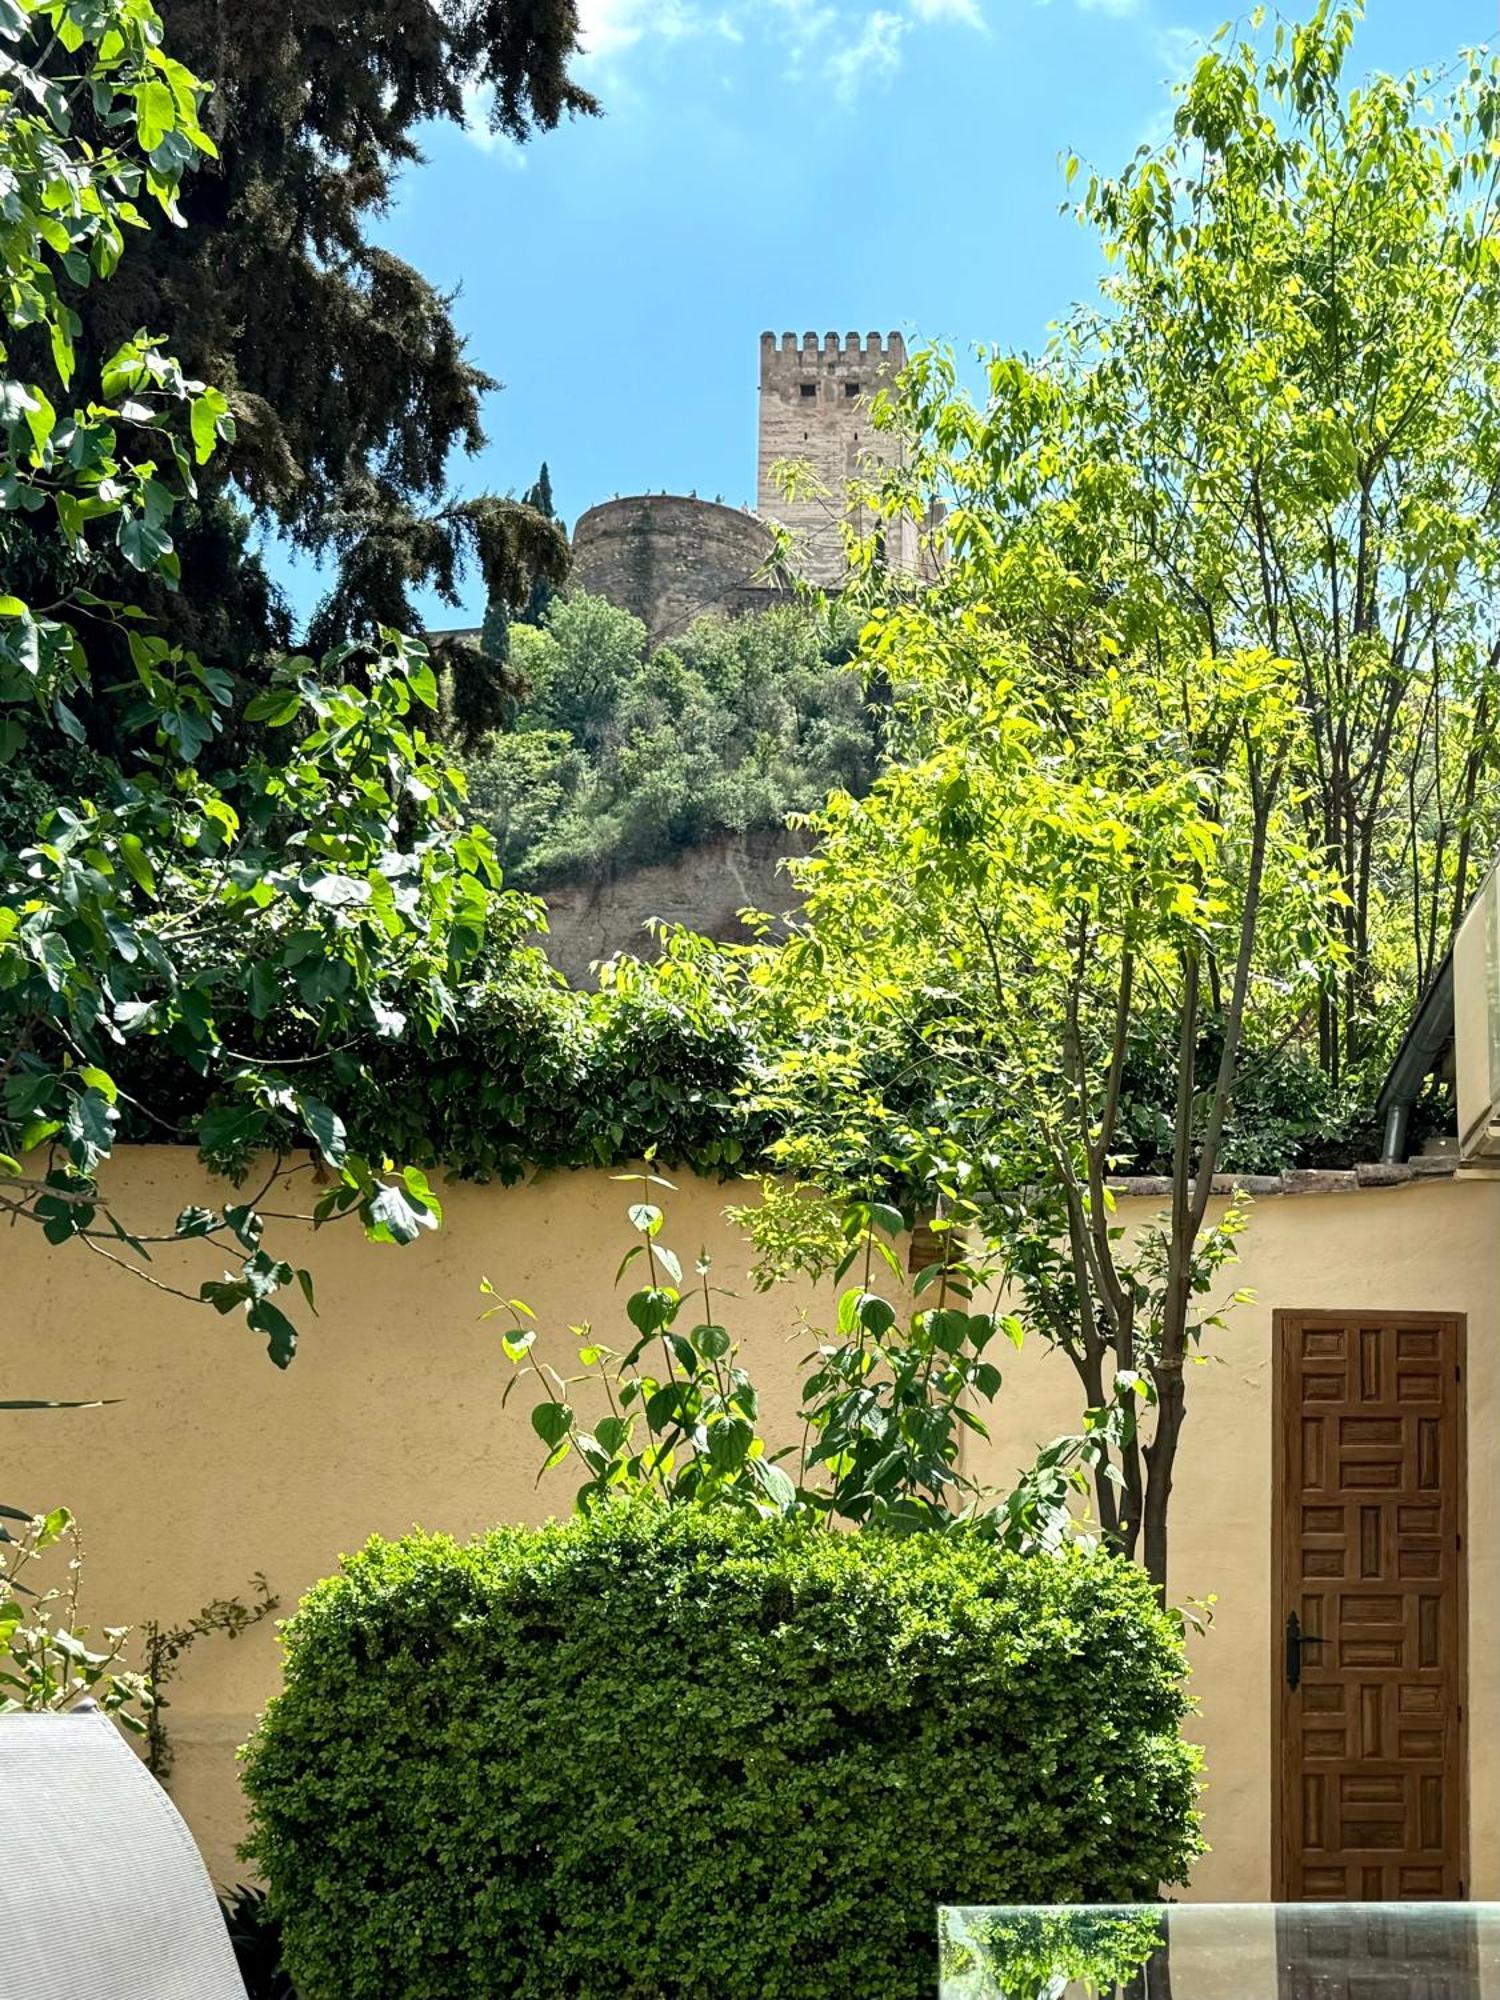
[1275,1907,1479,2000]
[1275,1312,1467,1900]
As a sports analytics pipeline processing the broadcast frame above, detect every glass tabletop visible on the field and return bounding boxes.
[939,1903,1500,1999]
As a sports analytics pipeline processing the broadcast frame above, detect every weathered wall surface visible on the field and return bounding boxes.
[756,330,914,585]
[571,494,778,651]
[4,1157,1498,1898]
[538,827,809,981]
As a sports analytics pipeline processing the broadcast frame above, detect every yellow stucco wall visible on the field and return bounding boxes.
[3,1149,1496,1896]
[967,1171,1500,1902]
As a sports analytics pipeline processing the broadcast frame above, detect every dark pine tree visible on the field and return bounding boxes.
[30,1,597,739]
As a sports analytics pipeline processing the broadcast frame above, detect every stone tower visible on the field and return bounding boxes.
[571,495,777,650]
[756,330,913,587]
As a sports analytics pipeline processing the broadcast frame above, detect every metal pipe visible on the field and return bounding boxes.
[1382,1099,1411,1165]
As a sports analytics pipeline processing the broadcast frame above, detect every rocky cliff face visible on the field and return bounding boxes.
[537,827,809,983]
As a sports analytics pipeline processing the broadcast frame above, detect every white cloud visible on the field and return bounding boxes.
[1155,26,1201,66]
[825,8,907,101]
[764,0,838,79]
[460,83,530,161]
[1132,25,1203,148]
[577,0,645,56]
[572,0,724,58]
[909,0,983,26]
[1074,0,1142,13]
[461,0,745,129]
[532,0,981,110]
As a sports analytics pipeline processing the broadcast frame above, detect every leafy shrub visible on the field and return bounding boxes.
[0,1508,151,1730]
[242,1509,1202,2000]
[492,1181,1119,1551]
[463,594,879,885]
[335,953,778,1182]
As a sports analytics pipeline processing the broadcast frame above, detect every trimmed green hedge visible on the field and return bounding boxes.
[242,1510,1202,2000]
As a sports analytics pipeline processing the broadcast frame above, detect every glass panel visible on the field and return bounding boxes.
[939,1903,1500,2000]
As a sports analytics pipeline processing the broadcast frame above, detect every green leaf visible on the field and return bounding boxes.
[200,1279,247,1316]
[927,1308,969,1355]
[365,1182,437,1246]
[242,687,302,727]
[188,388,228,464]
[594,1415,630,1454]
[136,79,176,151]
[76,1066,117,1105]
[0,1399,113,1413]
[62,1088,116,1170]
[223,1205,264,1251]
[857,1294,897,1339]
[706,1414,753,1473]
[297,1095,347,1167]
[247,960,279,1019]
[198,1103,265,1156]
[614,1243,645,1284]
[748,1458,797,1514]
[531,1400,572,1449]
[626,1286,678,1337]
[118,833,157,897]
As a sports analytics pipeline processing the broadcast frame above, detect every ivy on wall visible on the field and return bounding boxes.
[104,940,1413,1196]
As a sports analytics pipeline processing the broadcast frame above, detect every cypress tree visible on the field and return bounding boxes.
[513,462,562,627]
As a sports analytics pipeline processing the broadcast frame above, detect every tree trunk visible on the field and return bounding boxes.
[1142,1362,1186,1598]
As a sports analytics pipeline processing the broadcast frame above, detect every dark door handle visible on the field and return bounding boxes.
[1285,1610,1330,1691]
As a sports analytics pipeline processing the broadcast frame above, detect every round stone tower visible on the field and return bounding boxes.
[570,494,778,651]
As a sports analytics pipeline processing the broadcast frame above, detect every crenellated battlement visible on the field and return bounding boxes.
[756,325,916,588]
[759,330,906,366]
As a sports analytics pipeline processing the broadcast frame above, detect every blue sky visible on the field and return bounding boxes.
[273,0,1500,628]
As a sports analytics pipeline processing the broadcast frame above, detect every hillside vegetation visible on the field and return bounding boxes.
[461,593,881,886]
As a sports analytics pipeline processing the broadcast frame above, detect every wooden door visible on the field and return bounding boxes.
[1274,1311,1467,1900]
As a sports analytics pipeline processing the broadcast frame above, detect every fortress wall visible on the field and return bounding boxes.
[571,494,778,650]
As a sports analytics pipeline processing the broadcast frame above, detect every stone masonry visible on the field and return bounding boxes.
[570,493,778,652]
[756,330,914,586]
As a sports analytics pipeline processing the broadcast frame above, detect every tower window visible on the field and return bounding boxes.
[799,382,817,399]
[844,380,861,398]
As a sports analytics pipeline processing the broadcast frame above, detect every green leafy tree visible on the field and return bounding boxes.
[515,589,647,750]
[7,0,591,734]
[462,724,586,872]
[881,2,1500,1089]
[0,0,527,1386]
[736,611,1330,1595]
[512,460,561,628]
